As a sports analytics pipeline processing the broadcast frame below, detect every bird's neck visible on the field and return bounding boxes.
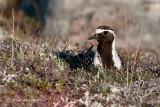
[97,41,113,68]
[97,39,122,70]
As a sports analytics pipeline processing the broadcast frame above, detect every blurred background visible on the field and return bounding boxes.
[0,0,160,48]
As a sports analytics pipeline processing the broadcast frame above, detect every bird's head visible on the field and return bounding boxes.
[88,25,115,43]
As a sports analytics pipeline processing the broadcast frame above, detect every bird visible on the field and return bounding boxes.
[88,25,123,71]
[55,25,123,71]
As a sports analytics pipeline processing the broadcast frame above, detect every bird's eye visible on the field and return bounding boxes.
[103,31,108,35]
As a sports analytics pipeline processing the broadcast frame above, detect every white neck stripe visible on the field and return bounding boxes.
[96,29,115,37]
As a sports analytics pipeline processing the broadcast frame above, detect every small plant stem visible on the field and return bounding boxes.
[11,8,15,67]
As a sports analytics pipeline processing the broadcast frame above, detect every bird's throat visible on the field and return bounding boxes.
[97,42,113,69]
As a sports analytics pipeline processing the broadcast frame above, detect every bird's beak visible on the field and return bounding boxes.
[88,34,97,40]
